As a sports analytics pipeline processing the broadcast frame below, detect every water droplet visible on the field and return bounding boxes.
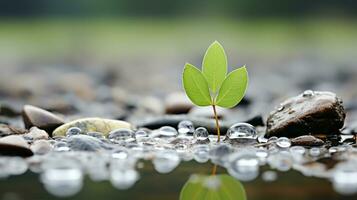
[194,127,209,141]
[290,146,306,155]
[256,148,268,164]
[303,90,314,97]
[332,161,357,195]
[87,131,104,139]
[112,147,129,160]
[227,149,259,181]
[209,144,233,166]
[7,157,28,175]
[268,136,278,143]
[268,151,292,171]
[110,168,139,190]
[262,170,278,182]
[40,159,83,198]
[309,147,321,157]
[153,150,180,173]
[178,120,194,135]
[277,105,284,112]
[276,137,291,148]
[108,128,135,143]
[158,126,178,139]
[226,123,256,139]
[203,176,221,189]
[53,141,70,152]
[134,129,148,139]
[289,146,306,162]
[193,144,210,163]
[66,127,82,137]
[87,155,109,182]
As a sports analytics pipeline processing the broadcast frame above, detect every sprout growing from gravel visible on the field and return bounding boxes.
[182,41,248,142]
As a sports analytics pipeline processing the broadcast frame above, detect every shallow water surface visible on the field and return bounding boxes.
[1,161,356,200]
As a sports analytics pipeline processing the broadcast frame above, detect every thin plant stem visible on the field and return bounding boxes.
[212,104,221,143]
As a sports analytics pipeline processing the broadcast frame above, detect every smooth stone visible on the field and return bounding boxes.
[165,92,194,114]
[67,135,104,151]
[25,127,49,140]
[30,140,53,155]
[291,135,324,147]
[22,105,64,135]
[266,91,345,137]
[52,118,133,137]
[0,135,33,157]
[0,135,29,148]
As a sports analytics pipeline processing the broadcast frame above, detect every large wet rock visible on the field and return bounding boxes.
[266,91,345,138]
[22,105,64,135]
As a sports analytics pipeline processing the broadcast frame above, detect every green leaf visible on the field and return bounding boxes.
[180,174,247,200]
[215,66,248,108]
[183,63,212,106]
[202,41,227,93]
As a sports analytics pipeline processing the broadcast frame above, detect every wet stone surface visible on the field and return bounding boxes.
[22,105,64,135]
[266,91,346,138]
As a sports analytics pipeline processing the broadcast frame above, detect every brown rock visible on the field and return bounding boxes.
[266,91,345,137]
[0,135,29,148]
[291,135,324,147]
[22,105,64,135]
[165,92,194,114]
[0,135,33,157]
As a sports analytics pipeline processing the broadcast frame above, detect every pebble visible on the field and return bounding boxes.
[25,127,49,140]
[291,135,324,147]
[165,92,193,114]
[22,105,65,135]
[0,135,29,148]
[30,140,53,155]
[67,135,104,151]
[52,118,133,137]
[0,135,33,157]
[266,91,345,137]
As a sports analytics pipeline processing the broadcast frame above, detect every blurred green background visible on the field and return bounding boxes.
[0,0,356,95]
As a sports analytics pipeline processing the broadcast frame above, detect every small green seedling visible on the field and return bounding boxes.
[182,41,248,142]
